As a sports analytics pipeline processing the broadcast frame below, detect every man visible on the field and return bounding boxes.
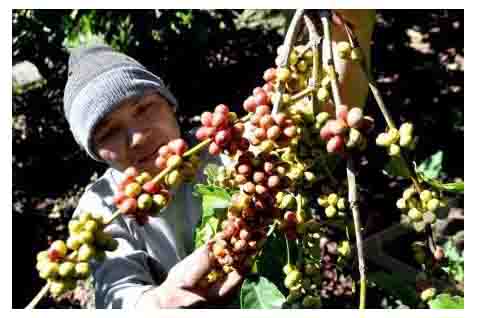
[63,10,375,308]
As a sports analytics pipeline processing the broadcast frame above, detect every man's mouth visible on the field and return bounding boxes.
[136,145,161,165]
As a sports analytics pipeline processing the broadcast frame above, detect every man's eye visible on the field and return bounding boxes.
[134,103,152,117]
[98,127,118,143]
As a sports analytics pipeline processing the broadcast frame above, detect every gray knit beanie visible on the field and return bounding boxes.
[63,44,178,161]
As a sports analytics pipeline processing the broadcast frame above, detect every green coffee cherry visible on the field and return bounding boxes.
[79,230,94,245]
[75,262,91,278]
[58,261,75,278]
[408,208,423,221]
[316,112,330,125]
[399,134,413,147]
[337,198,347,210]
[420,190,433,203]
[399,122,414,137]
[426,198,440,212]
[338,241,351,257]
[387,128,400,144]
[327,193,339,206]
[68,220,82,234]
[83,219,99,232]
[317,87,330,102]
[280,194,296,209]
[137,193,153,210]
[388,144,401,156]
[284,270,303,289]
[396,198,407,210]
[350,47,362,61]
[336,41,351,59]
[49,280,66,297]
[420,288,436,301]
[325,206,337,218]
[78,244,95,262]
[40,262,59,279]
[166,169,182,188]
[317,195,329,207]
[403,187,416,200]
[304,171,317,184]
[283,264,296,275]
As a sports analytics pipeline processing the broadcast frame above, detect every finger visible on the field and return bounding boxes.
[179,241,216,288]
[208,270,243,299]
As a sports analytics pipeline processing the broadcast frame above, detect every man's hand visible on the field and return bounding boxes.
[136,241,243,308]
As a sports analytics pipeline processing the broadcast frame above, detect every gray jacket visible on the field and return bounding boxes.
[73,154,217,308]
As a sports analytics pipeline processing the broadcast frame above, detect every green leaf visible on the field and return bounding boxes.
[429,294,464,309]
[368,271,419,307]
[417,174,464,194]
[417,150,443,179]
[193,184,231,248]
[240,275,285,309]
[442,241,464,282]
[256,230,288,293]
[383,156,411,178]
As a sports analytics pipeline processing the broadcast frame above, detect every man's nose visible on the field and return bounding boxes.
[128,128,149,148]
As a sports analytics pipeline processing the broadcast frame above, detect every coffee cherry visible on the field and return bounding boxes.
[78,244,95,262]
[40,262,59,279]
[399,122,414,136]
[208,142,221,155]
[283,263,296,275]
[256,105,271,117]
[317,87,330,101]
[243,182,256,194]
[277,67,291,82]
[137,193,153,210]
[58,261,75,278]
[396,198,407,210]
[165,169,182,188]
[337,41,351,59]
[419,190,433,203]
[388,128,400,144]
[68,220,82,234]
[320,122,334,141]
[336,105,349,121]
[142,180,161,194]
[327,135,345,154]
[426,198,440,212]
[215,129,232,147]
[243,96,258,113]
[399,134,413,147]
[329,119,348,135]
[316,112,330,126]
[215,104,230,114]
[347,107,364,128]
[158,145,172,157]
[124,166,139,178]
[201,111,213,126]
[376,133,392,147]
[267,126,281,140]
[284,270,302,288]
[152,194,168,211]
[267,175,280,188]
[403,187,416,200]
[388,144,401,156]
[255,91,269,106]
[119,197,137,215]
[124,182,142,198]
[408,208,423,221]
[337,198,347,210]
[423,211,436,224]
[212,112,228,127]
[325,206,337,218]
[75,262,91,278]
[168,138,188,156]
[49,280,66,297]
[49,240,67,260]
[283,125,298,138]
[263,67,277,82]
[420,287,436,302]
[327,193,339,206]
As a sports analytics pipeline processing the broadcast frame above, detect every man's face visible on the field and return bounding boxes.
[93,92,180,175]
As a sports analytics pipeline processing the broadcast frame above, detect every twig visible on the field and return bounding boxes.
[272,9,305,115]
[25,282,50,309]
[321,10,367,309]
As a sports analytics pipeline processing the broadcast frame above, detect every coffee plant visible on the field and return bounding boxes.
[26,9,464,309]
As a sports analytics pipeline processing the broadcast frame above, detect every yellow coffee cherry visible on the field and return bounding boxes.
[317,87,330,102]
[419,190,433,203]
[388,144,401,156]
[426,198,440,212]
[325,206,337,218]
[336,41,351,59]
[350,47,362,61]
[387,128,400,144]
[408,208,423,221]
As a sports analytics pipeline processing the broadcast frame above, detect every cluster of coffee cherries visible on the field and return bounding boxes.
[276,193,312,240]
[113,138,200,225]
[195,104,249,156]
[274,44,314,96]
[336,41,362,62]
[247,105,299,154]
[282,222,322,308]
[397,185,447,232]
[35,212,118,297]
[376,122,415,156]
[317,192,348,218]
[317,106,375,154]
[319,236,354,300]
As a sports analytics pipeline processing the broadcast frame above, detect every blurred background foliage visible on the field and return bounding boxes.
[12,9,463,308]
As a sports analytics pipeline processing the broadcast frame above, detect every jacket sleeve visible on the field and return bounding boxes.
[74,178,167,309]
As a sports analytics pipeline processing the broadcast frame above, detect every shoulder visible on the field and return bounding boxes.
[74,168,121,218]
